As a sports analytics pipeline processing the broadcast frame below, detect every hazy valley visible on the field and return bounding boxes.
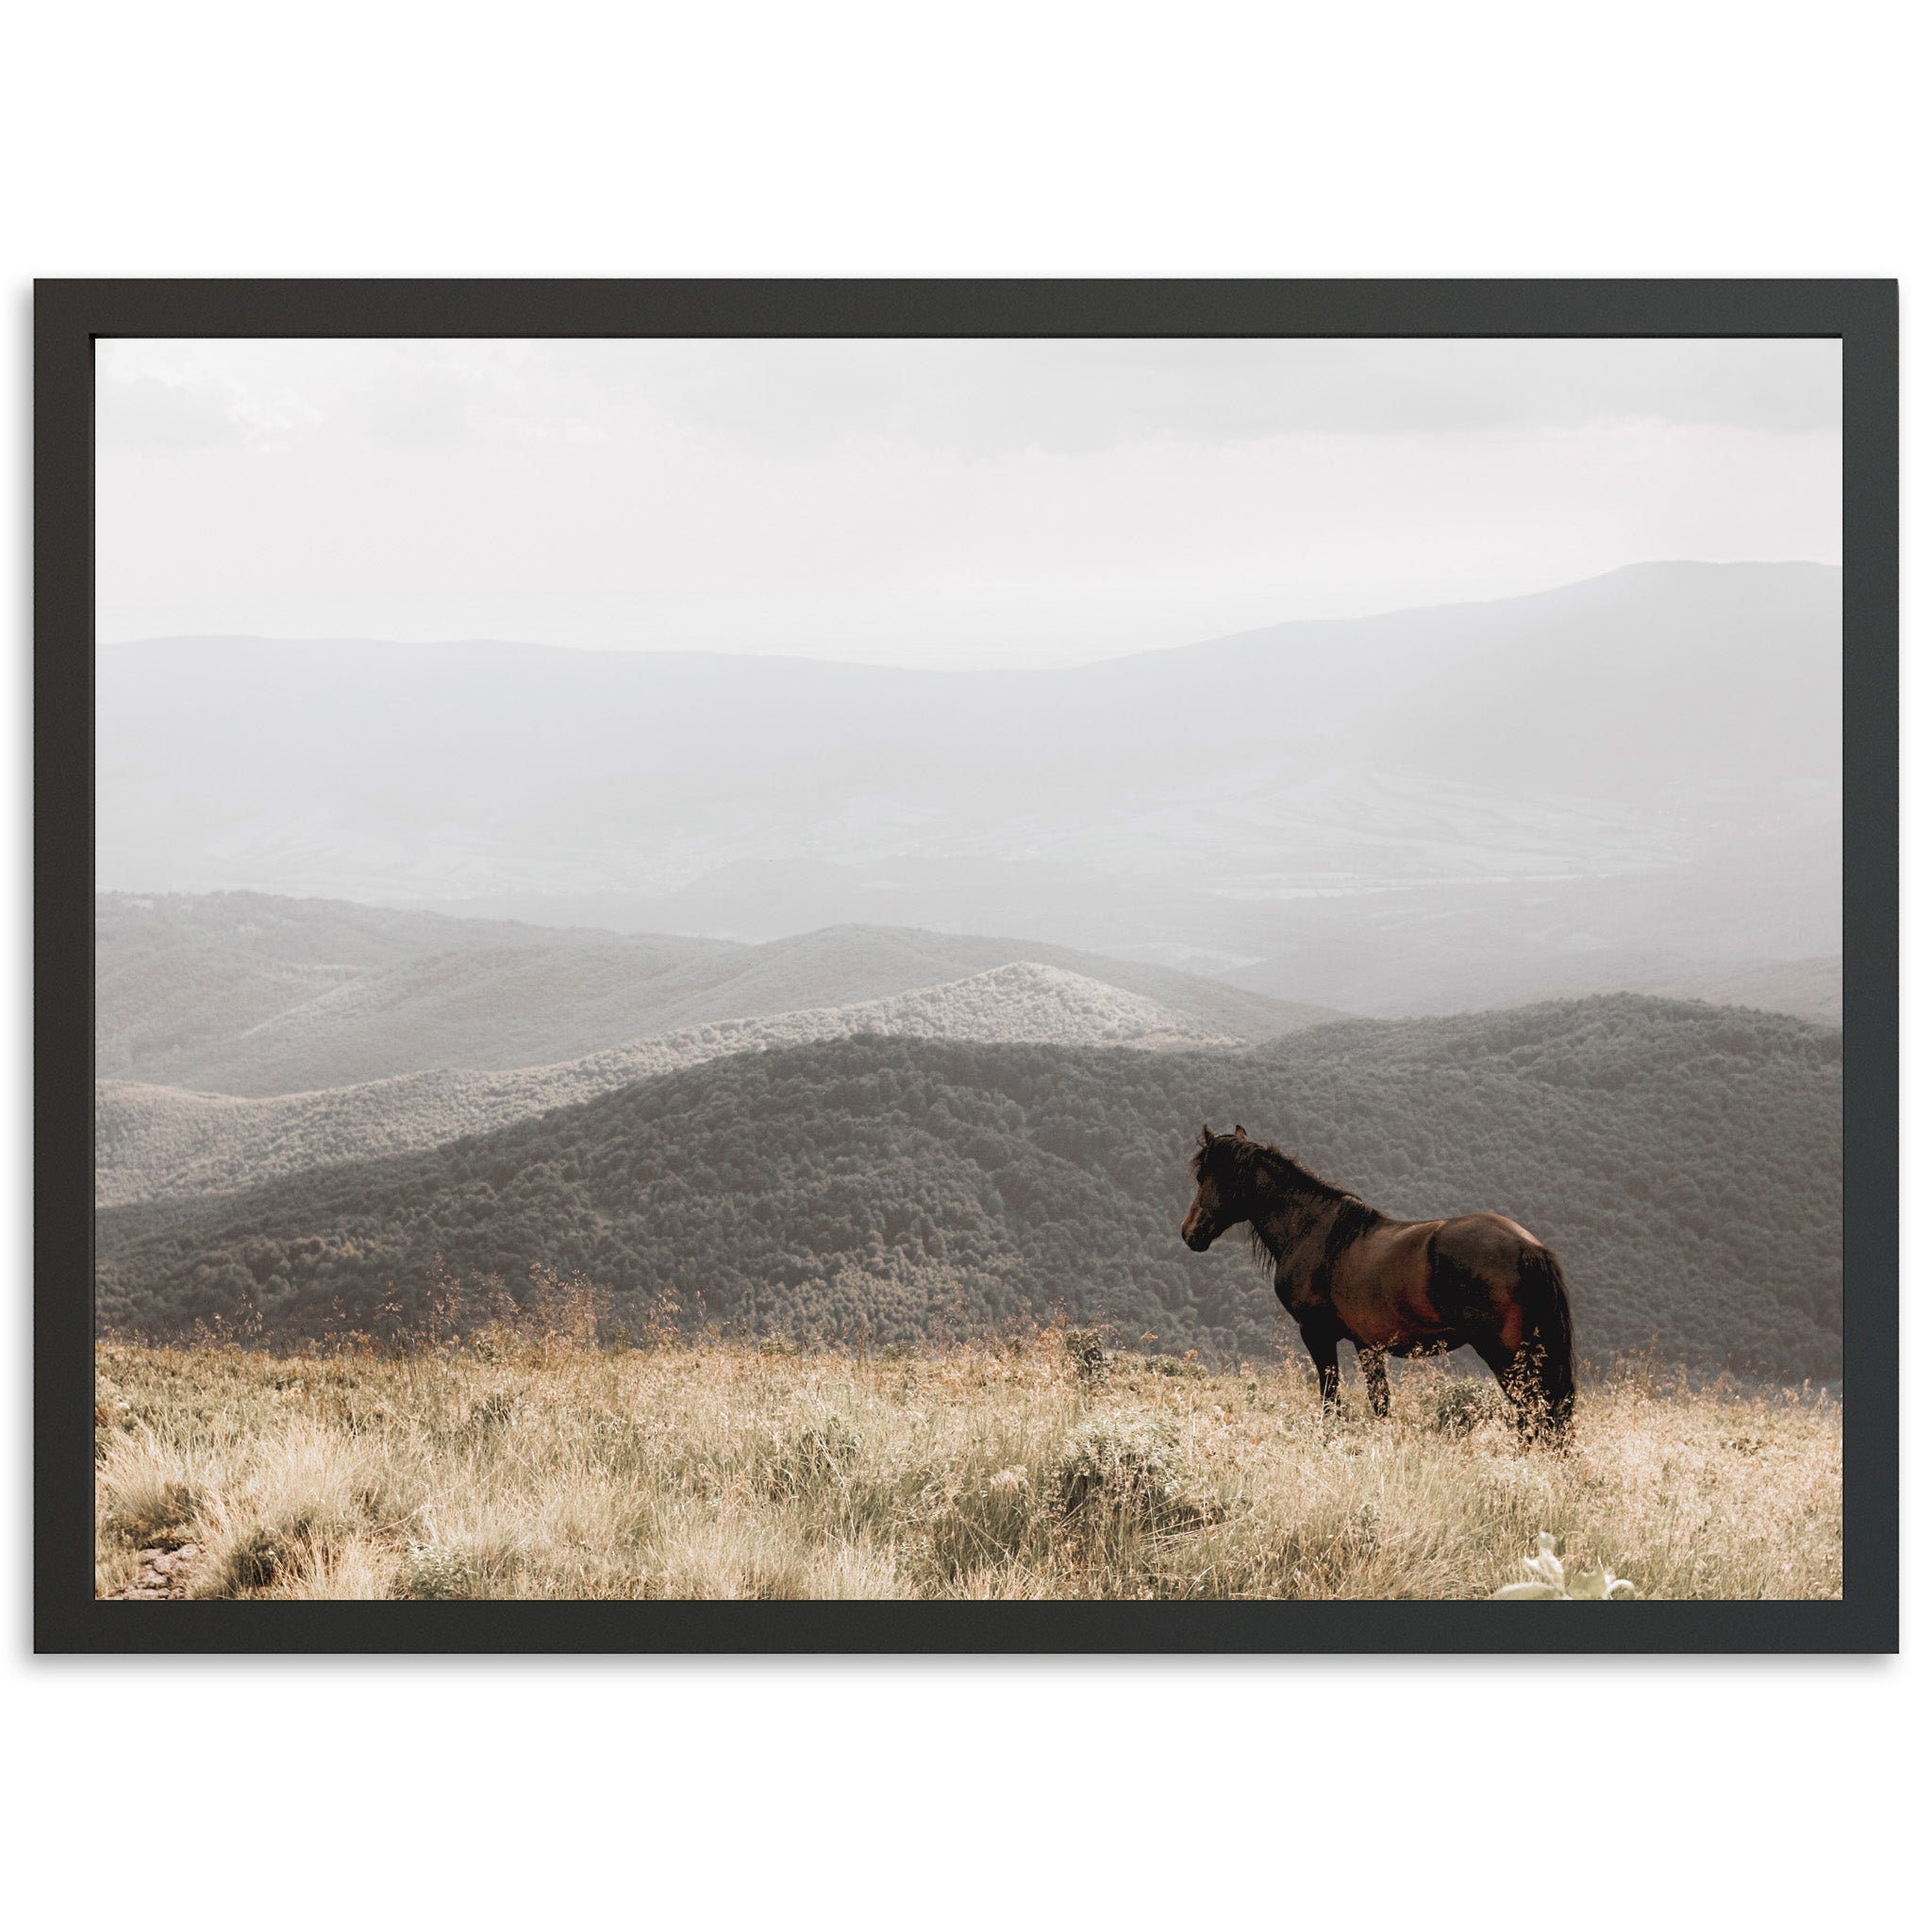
[99,561,1840,1018]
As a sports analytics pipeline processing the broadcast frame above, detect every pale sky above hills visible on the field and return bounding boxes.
[96,338,1840,669]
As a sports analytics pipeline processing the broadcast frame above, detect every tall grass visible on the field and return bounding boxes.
[94,1327,1841,1602]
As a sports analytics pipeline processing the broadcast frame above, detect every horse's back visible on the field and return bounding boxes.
[1434,1211,1543,1274]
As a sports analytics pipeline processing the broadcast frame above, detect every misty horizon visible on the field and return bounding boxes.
[95,337,1840,669]
[95,554,1840,672]
[96,560,1841,1017]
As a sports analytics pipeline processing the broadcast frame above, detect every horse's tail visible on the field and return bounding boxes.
[1520,1243,1575,1440]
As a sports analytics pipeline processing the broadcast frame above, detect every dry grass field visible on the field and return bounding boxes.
[94,1324,1841,1602]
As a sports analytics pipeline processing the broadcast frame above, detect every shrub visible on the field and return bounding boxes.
[1426,1377,1509,1438]
[1141,1354,1207,1380]
[1062,1328,1108,1381]
[399,1541,483,1601]
[221,1525,288,1592]
[1057,1412,1190,1525]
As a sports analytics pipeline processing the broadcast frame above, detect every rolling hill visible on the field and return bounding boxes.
[96,995,1843,1382]
[95,961,1235,1207]
[94,891,737,1092]
[97,892,1331,1096]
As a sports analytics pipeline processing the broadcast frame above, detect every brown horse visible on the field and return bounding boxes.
[1182,1125,1574,1440]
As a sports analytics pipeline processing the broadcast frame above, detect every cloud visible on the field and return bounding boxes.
[96,344,326,450]
[96,336,1841,467]
[562,338,1843,456]
[358,367,479,446]
[95,374,249,450]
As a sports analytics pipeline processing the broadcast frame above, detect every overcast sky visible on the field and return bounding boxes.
[95,338,1841,669]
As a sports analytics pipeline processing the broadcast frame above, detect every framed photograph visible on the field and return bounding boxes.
[37,279,1896,1652]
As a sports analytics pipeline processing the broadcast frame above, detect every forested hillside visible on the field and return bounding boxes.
[96,892,1326,1095]
[97,996,1842,1381]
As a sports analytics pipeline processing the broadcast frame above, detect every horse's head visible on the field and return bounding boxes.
[1182,1124,1250,1251]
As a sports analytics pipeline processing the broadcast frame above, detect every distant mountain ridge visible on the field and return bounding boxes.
[97,892,1332,1096]
[96,960,1235,1207]
[98,564,1840,1014]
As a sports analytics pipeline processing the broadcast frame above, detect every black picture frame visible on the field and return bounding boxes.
[38,277,1898,1655]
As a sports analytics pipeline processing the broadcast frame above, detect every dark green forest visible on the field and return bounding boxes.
[95,995,1843,1380]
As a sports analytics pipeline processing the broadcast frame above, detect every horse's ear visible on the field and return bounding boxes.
[1200,1124,1214,1145]
[1233,1124,1246,1140]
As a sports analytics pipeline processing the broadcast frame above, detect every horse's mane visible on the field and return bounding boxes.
[1192,1130,1348,1200]
[1193,1130,1381,1265]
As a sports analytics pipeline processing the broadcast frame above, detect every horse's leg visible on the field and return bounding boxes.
[1471,1335,1535,1439]
[1300,1323,1342,1414]
[1358,1345,1390,1419]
